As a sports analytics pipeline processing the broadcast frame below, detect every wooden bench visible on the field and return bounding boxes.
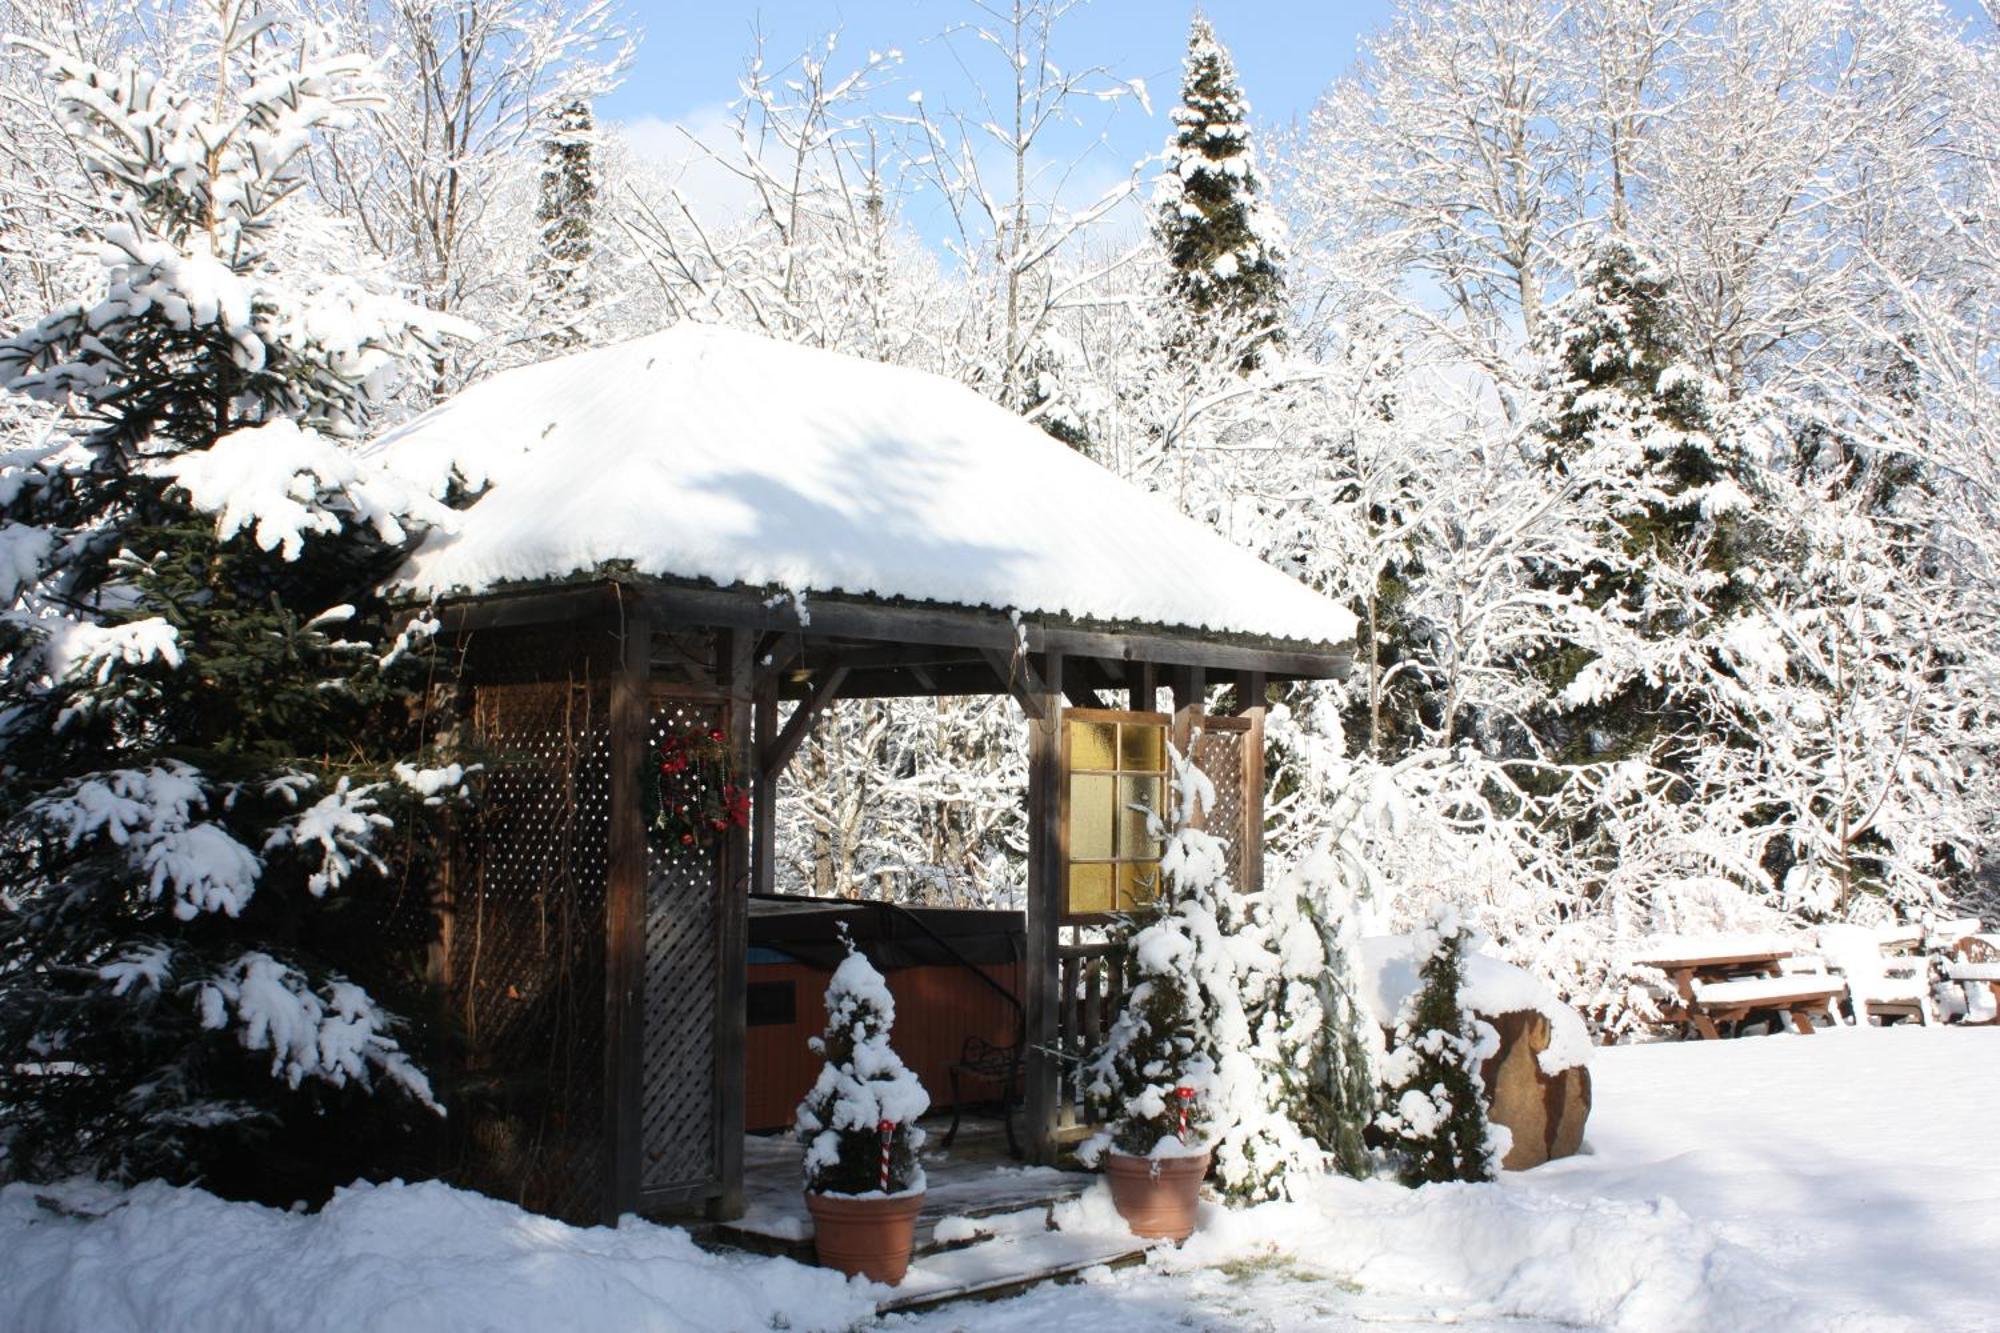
[1688,975,1845,1036]
[1946,962,2000,1025]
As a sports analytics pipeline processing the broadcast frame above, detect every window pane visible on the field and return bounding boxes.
[1069,862,1113,915]
[1119,721,1165,772]
[1069,720,1117,772]
[1117,775,1164,858]
[1069,773,1115,859]
[1118,861,1161,912]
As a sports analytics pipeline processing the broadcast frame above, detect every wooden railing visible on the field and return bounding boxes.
[1053,940,1124,1137]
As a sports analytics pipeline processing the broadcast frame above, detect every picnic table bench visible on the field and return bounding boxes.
[1633,942,1843,1039]
[1944,956,1992,1016]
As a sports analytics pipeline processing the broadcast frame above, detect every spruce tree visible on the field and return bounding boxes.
[795,933,929,1195]
[0,7,467,1199]
[1296,897,1379,1180]
[1527,235,1759,770]
[1155,13,1286,370]
[533,98,597,349]
[1375,908,1496,1187]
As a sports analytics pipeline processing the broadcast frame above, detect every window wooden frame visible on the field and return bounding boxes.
[1058,706,1172,924]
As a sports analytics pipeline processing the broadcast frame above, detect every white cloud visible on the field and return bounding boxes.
[611,103,766,224]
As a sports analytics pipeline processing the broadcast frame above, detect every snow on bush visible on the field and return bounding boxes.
[1374,906,1502,1186]
[794,934,929,1195]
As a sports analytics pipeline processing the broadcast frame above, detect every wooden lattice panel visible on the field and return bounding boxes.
[1190,722,1248,891]
[453,677,612,1224]
[639,695,726,1199]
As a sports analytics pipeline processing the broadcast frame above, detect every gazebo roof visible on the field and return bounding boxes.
[368,324,1356,650]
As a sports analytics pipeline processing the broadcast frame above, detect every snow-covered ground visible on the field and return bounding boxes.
[3,1029,1994,1332]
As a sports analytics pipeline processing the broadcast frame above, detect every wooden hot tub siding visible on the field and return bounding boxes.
[746,959,1024,1133]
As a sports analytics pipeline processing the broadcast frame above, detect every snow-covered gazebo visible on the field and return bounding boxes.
[371,324,1356,1225]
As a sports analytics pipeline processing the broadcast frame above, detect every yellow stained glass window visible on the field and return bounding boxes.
[1063,709,1170,920]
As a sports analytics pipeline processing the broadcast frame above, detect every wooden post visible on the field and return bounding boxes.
[710,630,755,1220]
[750,671,779,901]
[1169,666,1206,758]
[1238,670,1267,897]
[1127,661,1157,714]
[604,608,651,1223]
[1024,649,1064,1165]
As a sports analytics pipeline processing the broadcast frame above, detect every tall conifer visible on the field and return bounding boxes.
[0,6,466,1199]
[1154,13,1285,369]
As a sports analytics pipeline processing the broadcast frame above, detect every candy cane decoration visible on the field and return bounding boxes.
[878,1119,895,1192]
[1175,1086,1195,1143]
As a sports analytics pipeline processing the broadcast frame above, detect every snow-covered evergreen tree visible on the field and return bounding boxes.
[1082,748,1318,1199]
[533,97,595,349]
[0,4,470,1197]
[794,934,929,1195]
[1376,907,1499,1186]
[1267,845,1380,1180]
[1154,13,1285,370]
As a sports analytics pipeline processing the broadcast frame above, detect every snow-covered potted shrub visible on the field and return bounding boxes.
[794,933,930,1283]
[1376,906,1500,1185]
[1079,755,1239,1241]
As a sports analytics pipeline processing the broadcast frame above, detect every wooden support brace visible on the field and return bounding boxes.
[761,666,849,780]
[1062,678,1108,710]
[980,647,1048,722]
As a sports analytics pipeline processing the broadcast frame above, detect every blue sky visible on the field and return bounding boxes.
[602,3,1393,142]
[601,0,1992,242]
[602,2,1395,233]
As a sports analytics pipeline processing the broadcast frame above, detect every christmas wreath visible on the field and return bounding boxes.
[648,724,750,850]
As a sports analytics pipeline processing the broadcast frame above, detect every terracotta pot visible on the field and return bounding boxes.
[804,1189,926,1284]
[1103,1149,1210,1241]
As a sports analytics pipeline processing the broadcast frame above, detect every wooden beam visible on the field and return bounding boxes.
[762,666,849,780]
[604,605,651,1223]
[427,579,1352,682]
[1024,650,1065,1166]
[710,629,755,1221]
[980,647,1048,721]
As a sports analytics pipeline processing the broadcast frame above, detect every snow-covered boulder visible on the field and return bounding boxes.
[1360,935,1592,1170]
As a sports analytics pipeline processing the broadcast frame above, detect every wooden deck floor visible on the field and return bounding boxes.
[716,1118,1091,1260]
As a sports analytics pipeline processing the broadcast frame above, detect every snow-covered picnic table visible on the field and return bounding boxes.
[1630,936,1843,1038]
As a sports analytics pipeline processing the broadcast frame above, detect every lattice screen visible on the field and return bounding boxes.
[639,694,726,1202]
[452,674,612,1224]
[1190,721,1248,890]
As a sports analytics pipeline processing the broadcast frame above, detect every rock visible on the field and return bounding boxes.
[1477,1008,1592,1170]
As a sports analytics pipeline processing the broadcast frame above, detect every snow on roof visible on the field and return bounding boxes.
[366,325,1356,647]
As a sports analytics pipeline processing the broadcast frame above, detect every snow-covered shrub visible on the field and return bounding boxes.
[1082,747,1320,1199]
[1376,907,1500,1186]
[1267,846,1381,1180]
[794,934,929,1196]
